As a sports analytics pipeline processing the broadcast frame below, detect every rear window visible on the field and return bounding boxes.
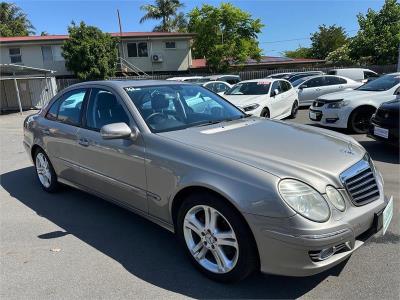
[328,70,337,75]
[226,82,270,95]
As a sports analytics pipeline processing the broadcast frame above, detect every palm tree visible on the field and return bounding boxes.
[0,2,35,37]
[140,0,184,32]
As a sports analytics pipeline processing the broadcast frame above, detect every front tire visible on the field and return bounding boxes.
[348,107,376,133]
[261,108,270,118]
[289,100,299,119]
[34,148,59,193]
[177,193,258,282]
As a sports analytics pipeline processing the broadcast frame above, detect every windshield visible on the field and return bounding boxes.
[357,74,400,91]
[292,77,308,87]
[124,84,245,133]
[225,82,271,95]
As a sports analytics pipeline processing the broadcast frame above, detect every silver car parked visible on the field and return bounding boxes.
[24,80,393,282]
[293,75,363,106]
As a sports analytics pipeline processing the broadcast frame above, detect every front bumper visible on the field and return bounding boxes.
[244,194,390,277]
[308,106,350,129]
[367,121,399,147]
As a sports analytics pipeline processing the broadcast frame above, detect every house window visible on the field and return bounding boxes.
[41,46,53,62]
[127,42,148,57]
[9,48,22,63]
[42,45,64,62]
[165,41,176,49]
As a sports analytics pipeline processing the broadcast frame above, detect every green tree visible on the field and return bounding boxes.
[188,3,263,72]
[0,2,35,36]
[62,22,118,80]
[283,46,312,59]
[140,0,184,32]
[309,25,348,59]
[326,44,355,66]
[350,0,400,65]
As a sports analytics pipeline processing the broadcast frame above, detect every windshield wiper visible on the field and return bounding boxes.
[193,120,225,127]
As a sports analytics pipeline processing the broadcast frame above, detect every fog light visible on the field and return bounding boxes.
[320,247,335,260]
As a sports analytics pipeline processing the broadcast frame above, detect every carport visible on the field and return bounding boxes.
[0,64,57,114]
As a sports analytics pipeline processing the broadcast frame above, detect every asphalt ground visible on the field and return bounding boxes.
[1,109,399,299]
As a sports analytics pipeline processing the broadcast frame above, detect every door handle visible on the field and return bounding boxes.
[78,138,90,147]
[315,88,321,91]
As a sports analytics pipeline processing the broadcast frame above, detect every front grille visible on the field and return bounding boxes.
[340,156,380,206]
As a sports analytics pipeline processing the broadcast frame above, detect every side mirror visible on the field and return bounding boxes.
[271,89,280,97]
[100,123,139,140]
[299,84,307,89]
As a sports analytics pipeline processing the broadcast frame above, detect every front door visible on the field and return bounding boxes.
[75,87,148,212]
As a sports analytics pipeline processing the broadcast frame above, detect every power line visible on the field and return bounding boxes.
[260,29,358,44]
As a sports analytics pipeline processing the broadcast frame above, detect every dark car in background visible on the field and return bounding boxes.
[368,97,400,147]
[285,71,325,83]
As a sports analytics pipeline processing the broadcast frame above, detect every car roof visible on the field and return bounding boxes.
[203,80,231,85]
[69,80,194,89]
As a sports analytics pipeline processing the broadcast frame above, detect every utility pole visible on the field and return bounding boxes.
[117,9,125,69]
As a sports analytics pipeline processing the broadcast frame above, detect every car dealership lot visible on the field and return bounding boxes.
[1,110,399,299]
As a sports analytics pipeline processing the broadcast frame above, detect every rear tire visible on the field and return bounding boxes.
[177,193,258,283]
[34,148,59,193]
[348,106,376,133]
[289,100,299,119]
[261,108,270,118]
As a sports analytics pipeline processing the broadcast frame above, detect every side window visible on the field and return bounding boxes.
[325,76,343,85]
[395,87,400,95]
[205,83,216,92]
[85,88,130,131]
[216,83,229,93]
[46,99,60,121]
[306,77,324,88]
[364,71,378,79]
[57,89,87,126]
[281,81,291,92]
[271,81,282,95]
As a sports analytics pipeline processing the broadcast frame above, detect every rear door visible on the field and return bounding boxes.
[74,87,148,212]
[41,88,88,182]
[298,77,325,105]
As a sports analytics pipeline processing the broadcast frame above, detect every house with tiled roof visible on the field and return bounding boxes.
[0,32,195,77]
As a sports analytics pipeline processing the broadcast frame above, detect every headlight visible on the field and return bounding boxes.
[326,186,346,211]
[327,100,349,109]
[242,103,260,112]
[279,179,330,222]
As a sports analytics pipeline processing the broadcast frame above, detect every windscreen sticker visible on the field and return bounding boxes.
[257,81,271,85]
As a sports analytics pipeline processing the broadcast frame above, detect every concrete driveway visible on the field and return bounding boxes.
[1,109,399,299]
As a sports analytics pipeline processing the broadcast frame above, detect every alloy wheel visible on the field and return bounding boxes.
[35,152,52,188]
[183,205,239,274]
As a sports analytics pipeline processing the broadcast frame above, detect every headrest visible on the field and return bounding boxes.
[96,92,117,109]
[151,94,169,110]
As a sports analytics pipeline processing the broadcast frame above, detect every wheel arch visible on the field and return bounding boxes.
[31,144,45,161]
[170,185,260,267]
[347,104,377,127]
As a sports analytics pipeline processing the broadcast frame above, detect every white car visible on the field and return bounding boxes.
[202,81,232,95]
[223,79,299,119]
[167,76,203,82]
[293,75,363,106]
[309,73,400,133]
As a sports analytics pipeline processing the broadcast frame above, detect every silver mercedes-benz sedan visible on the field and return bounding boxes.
[23,80,393,282]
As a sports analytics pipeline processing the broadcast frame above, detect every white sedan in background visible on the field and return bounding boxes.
[223,79,299,119]
[202,81,232,95]
[309,73,400,133]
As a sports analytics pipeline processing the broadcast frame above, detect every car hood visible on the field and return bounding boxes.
[159,118,365,191]
[223,95,265,107]
[317,89,384,102]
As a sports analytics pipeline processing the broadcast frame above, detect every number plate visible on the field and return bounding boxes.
[374,126,389,139]
[309,111,317,120]
[382,196,393,235]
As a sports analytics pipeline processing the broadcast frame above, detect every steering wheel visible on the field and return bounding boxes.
[146,112,168,123]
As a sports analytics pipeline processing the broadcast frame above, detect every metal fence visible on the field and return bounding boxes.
[56,64,398,91]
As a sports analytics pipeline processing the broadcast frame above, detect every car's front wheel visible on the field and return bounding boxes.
[177,193,258,282]
[348,106,376,133]
[289,100,299,119]
[34,148,59,193]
